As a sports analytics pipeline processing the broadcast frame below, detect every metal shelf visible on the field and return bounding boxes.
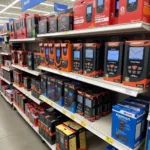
[0,52,11,55]
[1,66,12,71]
[38,66,147,97]
[9,38,38,43]
[40,95,144,150]
[37,22,150,38]
[13,103,55,150]
[12,64,41,76]
[0,32,9,36]
[13,84,42,105]
[1,91,13,105]
[0,76,12,85]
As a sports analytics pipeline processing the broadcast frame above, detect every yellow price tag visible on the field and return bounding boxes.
[62,109,67,115]
[45,99,49,103]
[50,102,54,106]
[106,136,114,144]
[64,31,68,35]
[59,71,63,75]
[81,121,86,127]
[70,115,75,120]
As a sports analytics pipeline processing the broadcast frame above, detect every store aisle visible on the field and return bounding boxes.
[0,95,50,150]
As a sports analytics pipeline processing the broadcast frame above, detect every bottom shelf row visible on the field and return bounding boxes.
[0,90,111,150]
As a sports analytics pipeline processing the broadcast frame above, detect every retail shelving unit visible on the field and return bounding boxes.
[0,76,12,85]
[12,64,41,76]
[0,52,11,55]
[40,95,144,150]
[37,22,150,38]
[0,91,13,105]
[0,32,9,36]
[13,84,42,105]
[13,103,56,150]
[9,38,38,42]
[1,66,12,71]
[38,66,147,97]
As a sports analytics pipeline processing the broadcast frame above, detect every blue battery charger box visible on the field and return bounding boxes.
[106,145,118,150]
[112,105,146,149]
[146,124,150,150]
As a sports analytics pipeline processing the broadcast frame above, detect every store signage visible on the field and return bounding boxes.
[54,3,68,12]
[21,0,46,11]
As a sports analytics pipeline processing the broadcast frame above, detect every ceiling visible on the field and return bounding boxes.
[0,0,74,25]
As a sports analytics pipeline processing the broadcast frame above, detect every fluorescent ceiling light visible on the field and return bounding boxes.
[0,4,7,7]
[0,0,19,13]
[40,3,54,7]
[12,6,21,9]
[1,12,20,16]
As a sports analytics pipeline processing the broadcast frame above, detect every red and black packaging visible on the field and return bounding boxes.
[72,43,83,74]
[13,70,24,87]
[18,51,28,67]
[26,14,40,38]
[34,52,40,70]
[9,21,15,39]
[74,0,94,30]
[24,77,31,91]
[48,15,58,33]
[83,43,104,78]
[94,0,111,27]
[16,19,20,39]
[38,17,48,34]
[123,40,150,88]
[55,41,62,70]
[104,42,124,83]
[39,42,45,66]
[119,0,150,24]
[28,52,34,70]
[19,14,29,39]
[58,8,73,32]
[11,50,18,64]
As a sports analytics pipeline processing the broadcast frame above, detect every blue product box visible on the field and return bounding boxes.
[146,124,150,150]
[106,145,118,150]
[112,105,146,149]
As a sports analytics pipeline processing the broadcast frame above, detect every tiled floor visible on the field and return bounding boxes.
[0,95,108,150]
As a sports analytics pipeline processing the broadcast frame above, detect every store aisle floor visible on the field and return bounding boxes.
[0,95,50,150]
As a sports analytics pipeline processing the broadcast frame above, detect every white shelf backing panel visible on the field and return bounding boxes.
[40,95,144,150]
[37,22,150,38]
[0,52,11,55]
[13,84,42,105]
[13,103,56,150]
[12,65,41,76]
[38,66,147,97]
[1,66,12,71]
[1,92,13,105]
[0,76,12,85]
[9,38,38,43]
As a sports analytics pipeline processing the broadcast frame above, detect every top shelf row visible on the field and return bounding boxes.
[7,22,150,42]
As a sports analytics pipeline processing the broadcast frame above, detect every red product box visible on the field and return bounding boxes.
[119,0,150,24]
[74,0,95,30]
[110,0,120,25]
[94,0,112,27]
[19,14,29,39]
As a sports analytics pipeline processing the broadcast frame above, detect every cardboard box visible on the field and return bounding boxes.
[119,0,150,24]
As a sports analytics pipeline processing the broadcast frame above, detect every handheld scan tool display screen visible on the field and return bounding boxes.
[86,49,93,59]
[56,49,60,57]
[107,50,119,61]
[98,0,104,6]
[46,48,49,55]
[129,47,144,60]
[87,6,92,14]
[129,0,136,3]
[74,51,80,59]
[58,87,61,92]
[85,98,92,107]
[77,95,83,103]
[69,92,73,97]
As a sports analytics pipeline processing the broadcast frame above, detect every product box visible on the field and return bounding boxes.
[63,121,87,150]
[74,0,94,30]
[94,0,111,27]
[112,105,146,149]
[48,14,58,33]
[146,124,150,150]
[58,8,73,32]
[64,82,80,113]
[56,124,77,150]
[41,74,49,96]
[38,17,48,34]
[106,145,118,150]
[119,0,150,24]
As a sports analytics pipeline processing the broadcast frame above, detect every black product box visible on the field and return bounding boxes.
[38,17,48,34]
[64,81,80,113]
[48,15,58,33]
[24,77,31,90]
[84,91,97,122]
[58,8,73,32]
[34,52,40,70]
[20,96,28,112]
[28,52,34,70]
[76,89,85,116]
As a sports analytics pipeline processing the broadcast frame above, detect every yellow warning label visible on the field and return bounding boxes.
[106,136,114,144]
[143,5,150,16]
